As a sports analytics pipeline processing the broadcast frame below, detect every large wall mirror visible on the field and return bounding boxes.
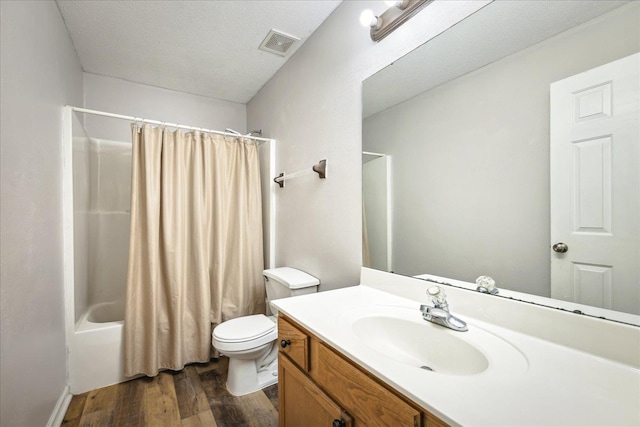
[362,0,639,323]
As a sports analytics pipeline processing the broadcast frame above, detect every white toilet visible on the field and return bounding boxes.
[212,267,319,396]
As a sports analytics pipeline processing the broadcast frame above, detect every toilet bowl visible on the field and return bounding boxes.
[212,314,279,396]
[212,267,319,396]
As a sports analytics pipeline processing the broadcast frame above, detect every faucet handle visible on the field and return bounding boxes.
[427,285,448,310]
[427,285,446,300]
[476,275,498,295]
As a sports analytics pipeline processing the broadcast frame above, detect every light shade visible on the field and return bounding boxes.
[359,9,379,28]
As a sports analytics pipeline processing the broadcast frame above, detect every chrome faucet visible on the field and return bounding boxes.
[420,286,468,332]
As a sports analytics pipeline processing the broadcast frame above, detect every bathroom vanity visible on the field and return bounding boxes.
[278,314,446,427]
[273,268,640,426]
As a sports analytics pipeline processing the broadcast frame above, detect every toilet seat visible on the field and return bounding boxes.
[213,314,277,352]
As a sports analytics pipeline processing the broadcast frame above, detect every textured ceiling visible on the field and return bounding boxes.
[363,0,631,118]
[56,0,342,104]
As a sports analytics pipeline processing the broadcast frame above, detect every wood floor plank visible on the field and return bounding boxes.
[174,366,211,420]
[194,358,219,374]
[62,358,278,426]
[235,389,279,427]
[263,384,279,411]
[61,392,88,426]
[145,372,181,426]
[113,377,148,426]
[81,383,119,426]
[199,358,251,426]
[181,410,218,427]
[79,408,114,427]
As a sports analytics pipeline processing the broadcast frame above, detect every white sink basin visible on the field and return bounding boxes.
[342,305,528,376]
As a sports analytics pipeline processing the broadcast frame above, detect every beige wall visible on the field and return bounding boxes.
[247,1,488,291]
[363,3,640,296]
[0,1,84,425]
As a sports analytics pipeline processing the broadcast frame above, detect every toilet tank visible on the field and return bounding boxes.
[263,267,319,316]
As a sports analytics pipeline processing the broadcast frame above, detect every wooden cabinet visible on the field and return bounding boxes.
[279,353,352,427]
[278,313,310,372]
[278,315,449,427]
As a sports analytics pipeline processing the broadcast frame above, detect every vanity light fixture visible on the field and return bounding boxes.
[360,9,382,30]
[385,0,410,10]
[361,0,433,42]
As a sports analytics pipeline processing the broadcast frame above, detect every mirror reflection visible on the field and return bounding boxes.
[362,1,639,320]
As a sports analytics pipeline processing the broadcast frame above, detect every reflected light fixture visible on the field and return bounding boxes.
[361,0,433,42]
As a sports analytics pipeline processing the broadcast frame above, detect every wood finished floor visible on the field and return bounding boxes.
[62,357,278,427]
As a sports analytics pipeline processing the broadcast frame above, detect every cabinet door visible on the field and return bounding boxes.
[279,354,352,427]
[279,316,310,371]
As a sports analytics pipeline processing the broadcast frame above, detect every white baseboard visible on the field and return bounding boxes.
[46,385,72,427]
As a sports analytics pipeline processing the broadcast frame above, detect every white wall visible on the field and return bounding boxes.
[363,156,389,271]
[247,1,489,291]
[0,1,84,425]
[363,4,640,296]
[83,73,247,142]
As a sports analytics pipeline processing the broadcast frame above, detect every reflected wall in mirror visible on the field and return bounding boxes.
[363,152,392,272]
[362,0,640,320]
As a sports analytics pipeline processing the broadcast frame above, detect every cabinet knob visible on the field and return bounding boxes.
[280,339,291,348]
[332,419,346,427]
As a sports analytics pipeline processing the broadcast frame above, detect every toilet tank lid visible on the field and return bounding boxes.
[263,267,319,289]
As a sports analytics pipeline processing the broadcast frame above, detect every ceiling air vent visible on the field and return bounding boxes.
[259,29,300,57]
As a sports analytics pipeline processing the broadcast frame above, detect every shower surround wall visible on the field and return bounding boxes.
[73,113,132,323]
[86,137,131,318]
[68,111,132,393]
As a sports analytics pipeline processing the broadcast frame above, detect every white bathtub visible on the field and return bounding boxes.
[77,301,124,328]
[69,302,127,394]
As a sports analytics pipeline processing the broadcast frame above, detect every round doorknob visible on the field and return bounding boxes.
[280,339,291,348]
[552,242,569,253]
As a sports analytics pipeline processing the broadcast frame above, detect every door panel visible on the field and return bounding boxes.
[550,53,639,314]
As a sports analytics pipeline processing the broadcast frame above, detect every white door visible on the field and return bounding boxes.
[550,53,639,315]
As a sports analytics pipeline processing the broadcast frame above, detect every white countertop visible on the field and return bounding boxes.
[273,284,640,426]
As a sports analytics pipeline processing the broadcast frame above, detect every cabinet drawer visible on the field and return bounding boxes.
[314,342,421,426]
[278,316,309,371]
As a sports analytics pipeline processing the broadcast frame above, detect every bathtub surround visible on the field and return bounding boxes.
[73,118,131,324]
[124,126,264,377]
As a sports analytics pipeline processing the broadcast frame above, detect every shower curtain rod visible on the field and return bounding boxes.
[70,106,272,143]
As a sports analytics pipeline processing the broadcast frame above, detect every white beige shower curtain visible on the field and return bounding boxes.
[124,124,264,377]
